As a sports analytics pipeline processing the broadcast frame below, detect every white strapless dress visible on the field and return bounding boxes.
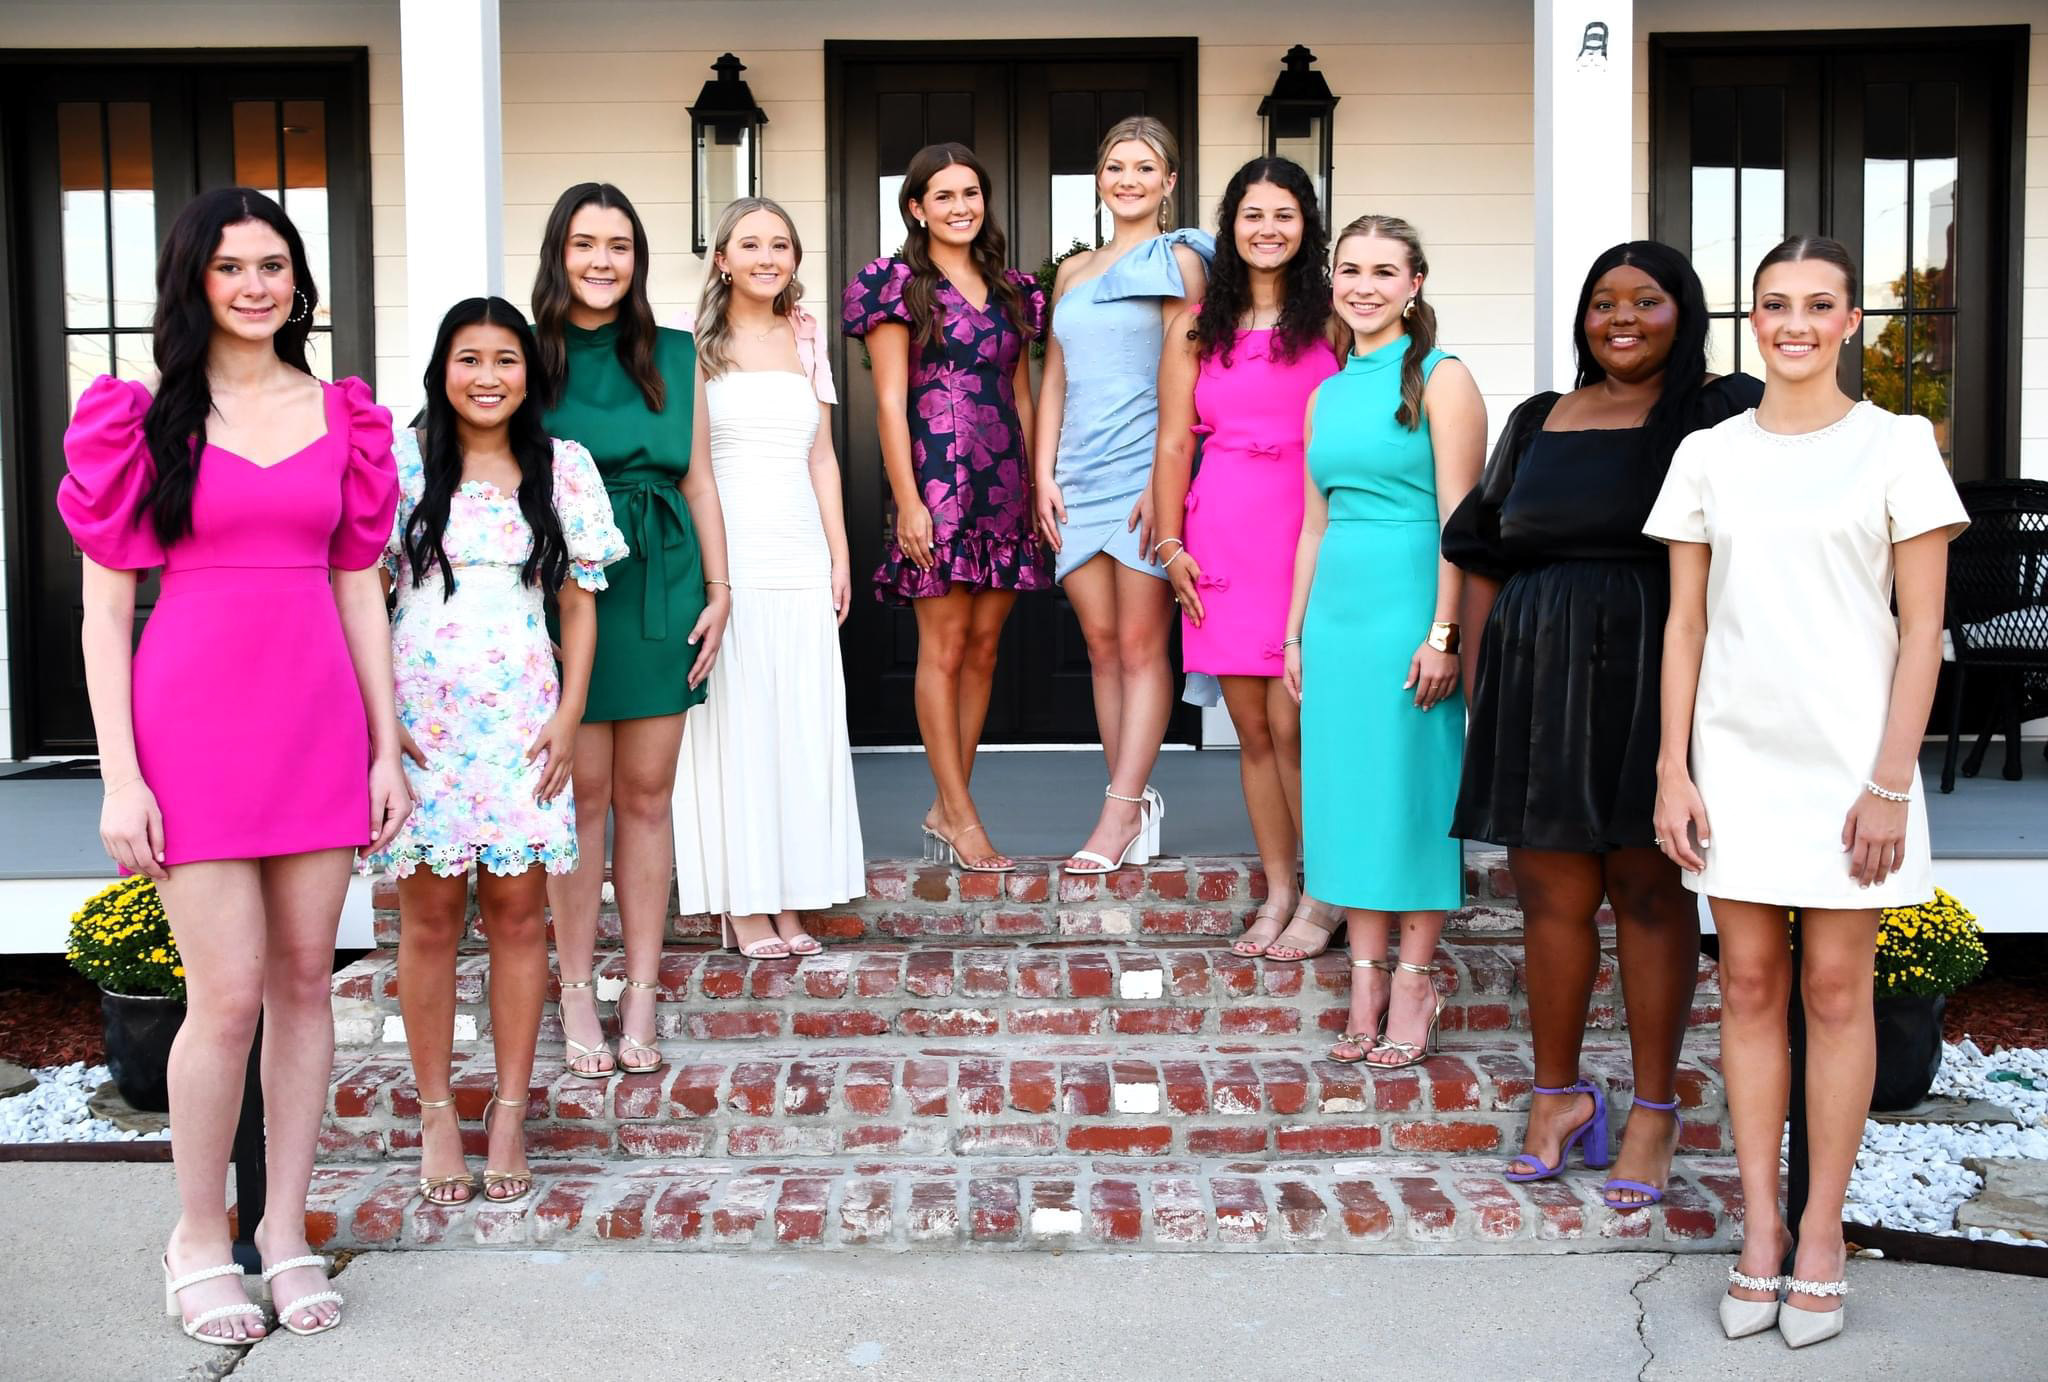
[673,369,864,916]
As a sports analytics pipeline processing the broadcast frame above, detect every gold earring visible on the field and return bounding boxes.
[1402,298,1416,320]
[721,271,731,284]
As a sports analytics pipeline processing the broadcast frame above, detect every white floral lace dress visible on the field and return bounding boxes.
[368,432,628,878]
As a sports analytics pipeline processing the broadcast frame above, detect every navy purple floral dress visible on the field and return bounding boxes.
[842,256,1053,602]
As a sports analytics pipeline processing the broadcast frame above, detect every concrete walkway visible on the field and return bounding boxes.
[4,1163,2038,1382]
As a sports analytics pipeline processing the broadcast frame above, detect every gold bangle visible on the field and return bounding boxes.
[705,578,731,589]
[102,775,143,796]
[1427,621,1460,654]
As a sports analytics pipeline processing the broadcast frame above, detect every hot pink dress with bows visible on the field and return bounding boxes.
[1180,329,1340,677]
[57,375,399,868]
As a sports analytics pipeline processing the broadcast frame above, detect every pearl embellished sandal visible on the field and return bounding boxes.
[162,1258,265,1346]
[1719,1266,1783,1339]
[260,1254,343,1337]
[1778,1276,1847,1348]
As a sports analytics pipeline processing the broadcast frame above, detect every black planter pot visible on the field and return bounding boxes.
[100,989,185,1113]
[1870,992,1947,1113]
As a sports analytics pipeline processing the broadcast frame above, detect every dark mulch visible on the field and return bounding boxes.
[0,956,106,1068]
[1946,936,2048,1053]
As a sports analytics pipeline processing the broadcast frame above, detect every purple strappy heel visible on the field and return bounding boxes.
[1600,1095,1681,1208]
[1504,1078,1610,1182]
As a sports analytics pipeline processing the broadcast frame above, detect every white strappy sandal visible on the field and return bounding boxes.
[163,1258,265,1346]
[1062,788,1153,875]
[261,1254,344,1337]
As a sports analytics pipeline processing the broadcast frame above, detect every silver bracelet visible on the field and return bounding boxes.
[1282,636,1302,648]
[1864,779,1911,803]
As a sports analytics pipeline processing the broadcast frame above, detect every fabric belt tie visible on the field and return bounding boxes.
[605,477,689,640]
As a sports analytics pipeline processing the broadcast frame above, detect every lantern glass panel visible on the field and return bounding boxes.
[1270,108,1328,209]
[698,122,754,231]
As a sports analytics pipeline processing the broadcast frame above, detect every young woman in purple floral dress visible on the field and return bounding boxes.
[844,141,1049,872]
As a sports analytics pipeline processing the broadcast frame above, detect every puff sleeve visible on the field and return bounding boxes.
[1883,412,1969,544]
[1441,391,1558,581]
[553,438,630,590]
[1643,430,1712,546]
[1005,268,1048,339]
[330,377,400,570]
[842,257,914,339]
[382,428,426,583]
[57,375,166,571]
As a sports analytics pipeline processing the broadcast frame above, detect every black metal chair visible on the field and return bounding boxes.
[1941,479,2048,792]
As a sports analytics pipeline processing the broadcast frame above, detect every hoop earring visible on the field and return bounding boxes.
[287,287,312,325]
[1401,297,1416,320]
[720,271,732,284]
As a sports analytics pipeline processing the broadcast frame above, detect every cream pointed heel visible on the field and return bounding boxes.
[163,1258,265,1346]
[260,1255,342,1337]
[1719,1266,1783,1339]
[1777,1279,1846,1348]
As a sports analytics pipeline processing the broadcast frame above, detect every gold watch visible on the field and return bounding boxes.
[1427,621,1460,654]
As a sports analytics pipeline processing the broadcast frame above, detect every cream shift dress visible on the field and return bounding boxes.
[1642,402,1967,908]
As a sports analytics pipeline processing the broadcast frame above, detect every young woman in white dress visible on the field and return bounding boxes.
[1645,235,1966,1349]
[671,198,864,957]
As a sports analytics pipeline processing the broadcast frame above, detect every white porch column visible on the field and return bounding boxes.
[399,0,504,406]
[1533,1,1634,392]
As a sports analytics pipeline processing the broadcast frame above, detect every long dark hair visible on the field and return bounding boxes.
[1752,233,1860,304]
[1195,157,1329,367]
[404,297,569,599]
[1571,240,1712,468]
[139,188,317,547]
[1335,214,1438,431]
[897,143,1034,349]
[532,182,665,411]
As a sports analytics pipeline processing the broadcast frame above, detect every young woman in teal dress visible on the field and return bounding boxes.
[532,182,733,1079]
[1033,116,1211,872]
[1283,215,1485,1067]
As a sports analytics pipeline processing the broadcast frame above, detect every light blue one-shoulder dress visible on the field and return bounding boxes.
[1049,228,1214,581]
[1301,336,1465,911]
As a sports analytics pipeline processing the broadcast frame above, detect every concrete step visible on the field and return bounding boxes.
[368,851,1538,950]
[281,1152,1743,1255]
[332,940,1721,1049]
[321,1037,1730,1166]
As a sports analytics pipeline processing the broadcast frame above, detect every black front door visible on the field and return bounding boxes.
[828,40,1199,747]
[1652,28,2025,482]
[1,51,372,756]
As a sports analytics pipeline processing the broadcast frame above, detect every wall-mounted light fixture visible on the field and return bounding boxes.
[1259,45,1339,223]
[688,52,768,254]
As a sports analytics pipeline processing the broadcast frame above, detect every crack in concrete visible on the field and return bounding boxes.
[1629,1252,1679,1382]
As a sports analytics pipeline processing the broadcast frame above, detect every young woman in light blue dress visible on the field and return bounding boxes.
[1032,116,1211,873]
[1284,215,1485,1067]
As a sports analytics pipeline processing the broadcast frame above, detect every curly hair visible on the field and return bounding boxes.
[1193,157,1329,367]
[898,142,1034,349]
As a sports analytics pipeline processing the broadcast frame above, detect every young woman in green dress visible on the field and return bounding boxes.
[1283,215,1485,1067]
[532,182,732,1078]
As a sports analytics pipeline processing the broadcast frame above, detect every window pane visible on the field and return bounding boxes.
[114,331,153,383]
[926,92,973,149]
[58,102,109,332]
[233,100,280,200]
[280,101,330,324]
[1863,83,1910,311]
[1737,87,1783,309]
[1049,90,1099,251]
[304,328,334,382]
[1862,311,1908,415]
[68,334,111,412]
[877,174,905,258]
[1913,83,1958,310]
[1689,86,1737,313]
[107,102,155,330]
[1910,314,1955,464]
[875,93,921,256]
[1706,315,1740,378]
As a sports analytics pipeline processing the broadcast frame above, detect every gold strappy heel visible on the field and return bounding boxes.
[1330,958,1393,1064]
[557,977,616,1080]
[480,1089,534,1204]
[1366,961,1446,1069]
[614,977,666,1074]
[413,1094,476,1205]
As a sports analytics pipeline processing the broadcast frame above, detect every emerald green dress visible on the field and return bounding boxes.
[545,321,705,721]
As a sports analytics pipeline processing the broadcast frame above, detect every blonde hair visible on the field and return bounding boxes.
[1095,116,1181,231]
[695,197,805,380]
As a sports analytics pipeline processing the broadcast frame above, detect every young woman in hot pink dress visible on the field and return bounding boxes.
[60,188,405,1344]
[1148,157,1339,959]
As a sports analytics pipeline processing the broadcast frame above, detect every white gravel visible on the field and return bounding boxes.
[0,1062,168,1143]
[1845,1040,2048,1247]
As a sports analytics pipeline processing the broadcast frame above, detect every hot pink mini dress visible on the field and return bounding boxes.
[57,374,399,868]
[1180,328,1340,678]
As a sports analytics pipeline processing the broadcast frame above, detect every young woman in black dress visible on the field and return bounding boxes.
[1442,241,1760,1210]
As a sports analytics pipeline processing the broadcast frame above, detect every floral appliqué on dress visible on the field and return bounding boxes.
[368,433,628,878]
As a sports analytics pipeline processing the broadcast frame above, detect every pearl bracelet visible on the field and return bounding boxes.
[1864,779,1911,803]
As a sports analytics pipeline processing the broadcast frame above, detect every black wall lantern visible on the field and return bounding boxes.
[689,53,768,254]
[1259,45,1339,224]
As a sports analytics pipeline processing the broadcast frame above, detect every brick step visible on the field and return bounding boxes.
[369,851,1538,950]
[288,1153,1742,1255]
[332,941,1720,1049]
[322,1037,1729,1165]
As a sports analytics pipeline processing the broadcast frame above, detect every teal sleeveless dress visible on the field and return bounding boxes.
[1301,336,1465,911]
